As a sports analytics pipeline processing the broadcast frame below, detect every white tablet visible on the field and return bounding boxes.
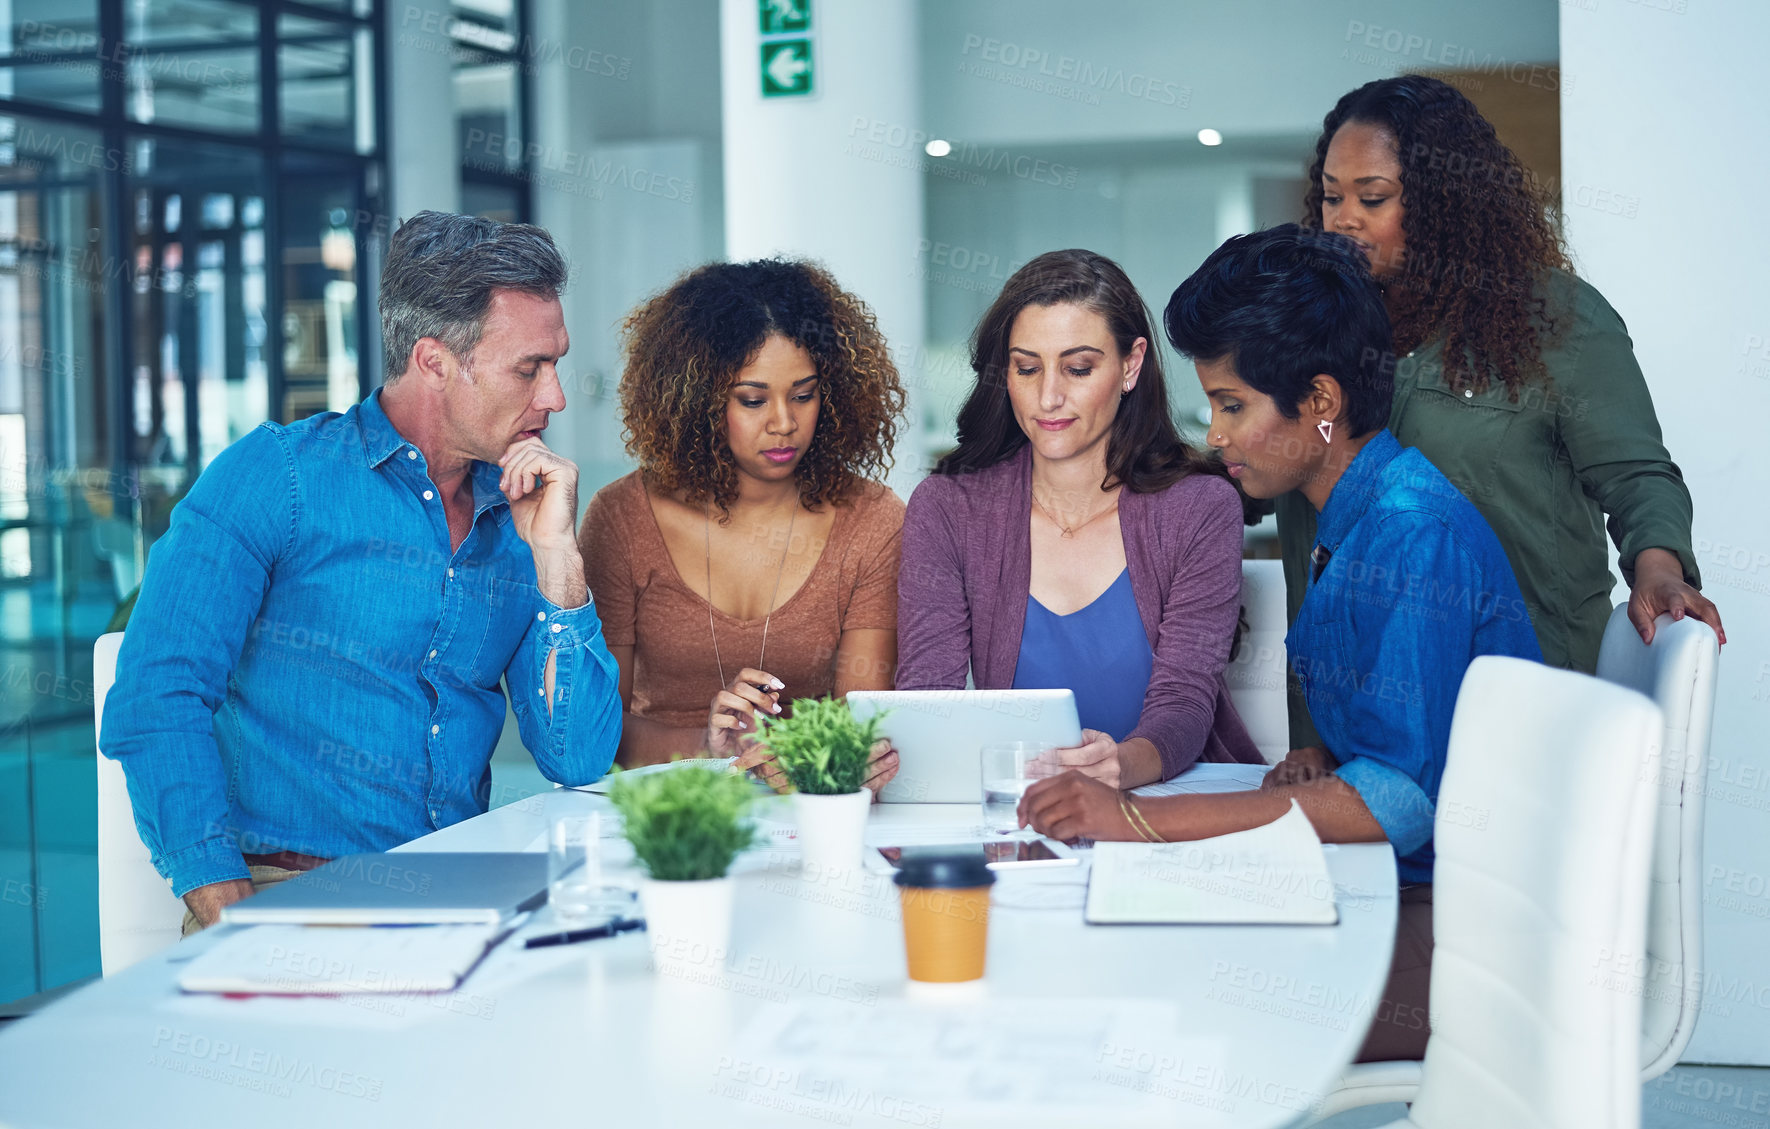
[846,689,1084,803]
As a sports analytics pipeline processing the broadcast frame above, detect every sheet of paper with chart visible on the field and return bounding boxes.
[1085,800,1338,926]
[727,997,1234,1128]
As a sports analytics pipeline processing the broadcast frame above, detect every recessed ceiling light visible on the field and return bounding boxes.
[1198,128,1223,147]
[925,139,952,157]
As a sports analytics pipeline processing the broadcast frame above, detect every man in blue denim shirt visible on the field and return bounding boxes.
[1021,226,1541,1061]
[104,212,621,930]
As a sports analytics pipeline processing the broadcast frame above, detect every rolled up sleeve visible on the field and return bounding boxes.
[1319,512,1482,859]
[506,593,622,786]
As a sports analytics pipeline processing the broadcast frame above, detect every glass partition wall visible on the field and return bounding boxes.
[0,0,384,1004]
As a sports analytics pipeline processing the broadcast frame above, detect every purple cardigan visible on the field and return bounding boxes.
[896,446,1262,778]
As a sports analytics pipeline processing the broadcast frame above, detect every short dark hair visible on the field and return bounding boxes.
[937,248,1218,493]
[1164,224,1394,437]
[379,210,568,381]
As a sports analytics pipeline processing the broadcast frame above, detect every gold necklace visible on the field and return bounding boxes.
[1031,485,1118,540]
[705,502,798,688]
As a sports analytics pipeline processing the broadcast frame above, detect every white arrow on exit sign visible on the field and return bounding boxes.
[761,39,812,97]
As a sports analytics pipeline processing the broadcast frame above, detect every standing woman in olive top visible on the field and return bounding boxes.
[1279,76,1722,730]
[897,250,1262,788]
[578,259,906,788]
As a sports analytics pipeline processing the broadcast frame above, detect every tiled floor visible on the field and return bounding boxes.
[1308,1066,1770,1127]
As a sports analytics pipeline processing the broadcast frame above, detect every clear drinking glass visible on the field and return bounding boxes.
[979,742,1057,832]
[548,813,610,924]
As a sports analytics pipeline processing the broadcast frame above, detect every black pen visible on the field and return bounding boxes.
[524,917,645,949]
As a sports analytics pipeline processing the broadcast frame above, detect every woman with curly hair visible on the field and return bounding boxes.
[577,259,906,783]
[1272,75,1720,747]
[896,249,1263,787]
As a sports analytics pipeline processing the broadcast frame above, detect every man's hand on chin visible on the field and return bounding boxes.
[499,436,588,609]
[183,877,257,929]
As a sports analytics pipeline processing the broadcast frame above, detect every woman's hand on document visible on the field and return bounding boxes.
[1017,770,1137,843]
[1262,746,1337,790]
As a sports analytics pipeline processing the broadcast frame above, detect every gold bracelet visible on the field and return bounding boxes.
[1123,796,1166,844]
[1118,796,1158,843]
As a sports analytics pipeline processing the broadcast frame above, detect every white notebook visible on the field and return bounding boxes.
[1084,800,1339,926]
[178,923,506,995]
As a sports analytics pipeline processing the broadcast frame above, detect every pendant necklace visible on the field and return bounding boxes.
[705,502,798,688]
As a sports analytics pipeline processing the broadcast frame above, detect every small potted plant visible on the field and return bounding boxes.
[758,696,885,875]
[607,763,756,978]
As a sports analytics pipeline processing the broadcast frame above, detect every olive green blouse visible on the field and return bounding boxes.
[1275,269,1701,745]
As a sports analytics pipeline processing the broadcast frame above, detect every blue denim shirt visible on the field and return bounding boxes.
[1287,430,1541,885]
[104,390,622,896]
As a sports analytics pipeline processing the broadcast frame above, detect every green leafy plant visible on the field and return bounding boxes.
[607,764,757,881]
[758,697,886,795]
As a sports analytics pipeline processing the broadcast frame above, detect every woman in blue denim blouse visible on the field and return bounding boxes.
[1020,225,1541,1062]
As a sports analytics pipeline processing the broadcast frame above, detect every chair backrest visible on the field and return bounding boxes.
[1594,606,1718,1078]
[94,632,186,974]
[1410,656,1659,1129]
[1229,558,1289,763]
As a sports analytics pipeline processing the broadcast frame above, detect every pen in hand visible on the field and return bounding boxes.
[524,917,645,950]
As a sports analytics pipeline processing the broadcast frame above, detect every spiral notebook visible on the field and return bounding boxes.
[1084,800,1339,926]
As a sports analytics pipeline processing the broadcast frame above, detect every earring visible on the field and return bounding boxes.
[1317,420,1333,443]
[1121,385,1131,398]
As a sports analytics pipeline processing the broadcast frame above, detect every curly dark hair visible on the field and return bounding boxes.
[1302,75,1572,397]
[618,258,905,515]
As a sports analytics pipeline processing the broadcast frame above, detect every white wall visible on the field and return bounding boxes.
[1562,0,1770,1066]
[384,4,460,219]
[921,0,1557,145]
[720,0,929,489]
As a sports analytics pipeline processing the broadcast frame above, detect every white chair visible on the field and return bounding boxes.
[94,632,187,974]
[1369,656,1659,1129]
[1595,607,1717,1078]
[1229,558,1289,762]
[1314,606,1718,1118]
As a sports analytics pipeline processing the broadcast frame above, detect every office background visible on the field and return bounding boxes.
[2,0,1764,1070]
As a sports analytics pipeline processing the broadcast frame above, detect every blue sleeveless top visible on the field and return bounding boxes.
[1009,569,1153,741]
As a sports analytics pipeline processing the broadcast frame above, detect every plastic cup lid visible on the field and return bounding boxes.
[892,848,996,889]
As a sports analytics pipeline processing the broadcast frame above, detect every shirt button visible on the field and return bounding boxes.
[536,612,546,622]
[431,724,440,735]
[406,449,417,460]
[423,489,435,500]
[1463,389,1473,399]
[428,649,437,659]
[447,568,454,579]
[550,623,562,634]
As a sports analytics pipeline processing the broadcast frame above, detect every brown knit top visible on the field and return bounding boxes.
[580,472,905,730]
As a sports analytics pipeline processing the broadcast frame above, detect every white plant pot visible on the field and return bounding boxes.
[638,876,734,983]
[793,787,872,877]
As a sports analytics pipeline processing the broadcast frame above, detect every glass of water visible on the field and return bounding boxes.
[548,813,620,924]
[980,742,1056,832]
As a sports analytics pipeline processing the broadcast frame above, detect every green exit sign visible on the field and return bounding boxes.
[760,38,813,98]
[758,0,810,35]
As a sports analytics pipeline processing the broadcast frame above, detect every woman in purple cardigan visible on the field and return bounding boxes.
[897,249,1261,787]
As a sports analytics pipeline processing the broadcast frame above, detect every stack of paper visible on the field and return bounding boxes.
[177,923,506,995]
[1131,762,1270,797]
[1085,800,1338,925]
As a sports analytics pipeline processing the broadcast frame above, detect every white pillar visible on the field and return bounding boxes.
[385,3,461,220]
[1562,0,1770,1065]
[719,0,928,491]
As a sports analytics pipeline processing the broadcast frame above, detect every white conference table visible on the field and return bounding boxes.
[0,783,1397,1129]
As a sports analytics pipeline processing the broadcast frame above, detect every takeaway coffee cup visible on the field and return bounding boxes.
[893,849,995,983]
